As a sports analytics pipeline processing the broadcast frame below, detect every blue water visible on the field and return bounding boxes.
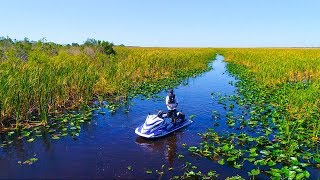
[0,55,318,179]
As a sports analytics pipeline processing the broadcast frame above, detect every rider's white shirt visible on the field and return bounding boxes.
[166,95,178,110]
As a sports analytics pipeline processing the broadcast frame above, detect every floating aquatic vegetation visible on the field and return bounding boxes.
[189,128,317,179]
[184,51,319,179]
[18,157,38,165]
[225,175,245,180]
[178,162,219,179]
[145,169,152,174]
[127,166,132,171]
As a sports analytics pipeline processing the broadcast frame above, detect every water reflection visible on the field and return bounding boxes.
[0,130,54,161]
[135,133,179,165]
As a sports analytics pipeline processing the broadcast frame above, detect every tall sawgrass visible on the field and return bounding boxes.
[221,48,320,115]
[221,48,320,83]
[0,40,216,128]
[220,48,320,147]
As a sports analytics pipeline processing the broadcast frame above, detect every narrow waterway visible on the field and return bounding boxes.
[0,55,318,179]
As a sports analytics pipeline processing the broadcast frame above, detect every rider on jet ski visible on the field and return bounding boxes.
[166,89,179,124]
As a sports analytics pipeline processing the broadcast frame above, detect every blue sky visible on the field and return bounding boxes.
[1,0,320,47]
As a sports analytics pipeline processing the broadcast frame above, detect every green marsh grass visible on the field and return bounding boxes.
[185,48,320,179]
[220,48,319,144]
[221,48,320,114]
[0,39,216,129]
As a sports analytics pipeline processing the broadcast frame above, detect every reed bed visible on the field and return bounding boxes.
[222,48,320,84]
[221,48,319,153]
[221,48,320,120]
[0,40,216,128]
[182,49,320,179]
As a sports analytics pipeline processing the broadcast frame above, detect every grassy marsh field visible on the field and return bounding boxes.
[222,48,319,142]
[0,38,216,128]
[0,38,319,179]
[185,48,319,179]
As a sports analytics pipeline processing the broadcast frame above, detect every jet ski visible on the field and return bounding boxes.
[135,111,193,138]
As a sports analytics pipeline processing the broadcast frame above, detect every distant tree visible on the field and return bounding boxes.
[38,37,47,43]
[0,36,14,47]
[84,38,98,46]
[99,41,115,55]
[71,43,79,47]
[23,37,30,43]
[82,38,115,55]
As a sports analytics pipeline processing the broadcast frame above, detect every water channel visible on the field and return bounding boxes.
[0,55,318,179]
